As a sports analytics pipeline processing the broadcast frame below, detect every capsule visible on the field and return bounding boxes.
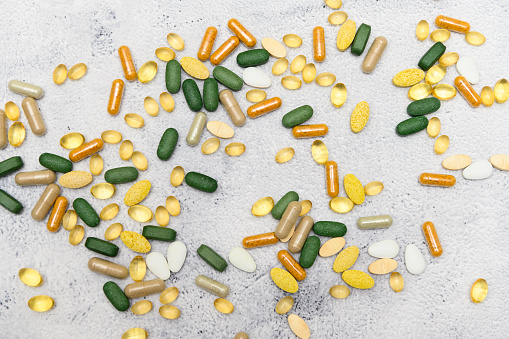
[124,279,165,298]
[362,36,387,73]
[422,221,443,257]
[88,257,129,279]
[15,170,55,186]
[326,161,339,198]
[69,138,103,162]
[31,183,60,221]
[210,36,240,65]
[195,274,229,297]
[0,110,6,149]
[313,26,326,62]
[197,27,217,61]
[454,76,481,107]
[247,97,282,118]
[186,112,207,146]
[278,250,306,281]
[292,124,328,138]
[47,196,67,232]
[21,97,46,136]
[357,215,393,229]
[118,46,137,81]
[228,19,256,47]
[435,15,470,34]
[275,201,302,239]
[242,232,279,248]
[288,216,314,253]
[419,173,456,187]
[107,79,124,115]
[219,89,246,127]
[8,80,44,99]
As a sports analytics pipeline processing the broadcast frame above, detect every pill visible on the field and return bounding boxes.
[46,196,67,232]
[329,197,354,214]
[302,63,317,84]
[282,105,313,129]
[31,183,60,221]
[392,68,425,87]
[278,250,306,281]
[0,189,23,214]
[210,36,240,65]
[156,128,179,160]
[275,147,294,163]
[324,161,339,198]
[228,247,256,273]
[418,42,446,71]
[313,26,326,62]
[146,252,171,280]
[122,328,148,339]
[185,171,218,193]
[434,135,449,154]
[465,31,486,46]
[350,101,370,133]
[118,46,137,81]
[271,191,298,220]
[167,241,187,272]
[442,154,472,170]
[494,79,509,103]
[270,267,298,293]
[276,296,294,315]
[455,76,482,107]
[351,23,371,56]
[197,26,217,61]
[246,89,266,103]
[337,20,356,51]
[288,314,310,339]
[129,256,146,282]
[275,201,302,239]
[182,79,203,112]
[21,97,46,136]
[165,196,180,216]
[142,225,176,242]
[107,79,124,115]
[227,18,256,47]
[333,246,359,273]
[470,279,488,303]
[219,90,246,127]
[342,270,375,289]
[396,116,429,136]
[237,49,270,68]
[405,244,426,275]
[169,166,185,187]
[62,210,77,231]
[362,36,387,73]
[415,20,429,41]
[67,63,87,80]
[195,275,229,297]
[180,56,209,80]
[463,160,493,180]
[197,244,228,272]
[0,110,6,149]
[490,154,509,171]
[357,215,393,230]
[0,156,23,178]
[329,11,348,25]
[390,272,404,292]
[408,83,432,100]
[73,198,100,227]
[456,56,479,85]
[283,34,302,48]
[9,122,26,147]
[155,47,175,62]
[90,183,115,202]
[143,96,159,117]
[59,171,93,189]
[162,307,182,321]
[481,86,495,107]
[160,287,179,304]
[330,285,350,299]
[100,203,119,221]
[201,79,219,112]
[8,80,43,99]
[88,154,103,176]
[242,232,279,248]
[430,29,451,43]
[105,223,123,240]
[28,295,54,312]
[299,236,320,268]
[69,138,103,163]
[313,221,347,237]
[124,279,165,298]
[166,32,184,50]
[165,60,181,94]
[137,61,157,83]
[186,112,207,146]
[272,58,289,75]
[261,37,286,58]
[422,221,443,257]
[121,230,152,252]
[343,174,364,204]
[407,97,441,116]
[88,257,128,279]
[315,72,336,87]
[300,201,311,216]
[38,154,71,174]
[53,64,67,85]
[213,66,243,91]
[439,52,459,67]
[364,181,384,196]
[433,83,457,100]
[19,267,43,287]
[435,15,470,34]
[368,258,397,275]
[419,173,456,187]
[292,124,328,138]
[123,180,150,206]
[85,237,119,257]
[104,166,138,184]
[131,300,153,315]
[243,67,272,88]
[319,237,346,257]
[281,76,302,90]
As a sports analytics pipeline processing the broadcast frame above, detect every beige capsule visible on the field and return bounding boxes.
[275,296,294,314]
[137,61,157,83]
[272,58,289,76]
[105,223,123,240]
[155,206,170,226]
[28,295,54,312]
[299,200,312,216]
[62,210,78,231]
[68,63,87,80]
[425,65,446,85]
[165,196,180,216]
[119,140,134,160]
[330,83,347,107]
[329,197,354,214]
[122,328,148,339]
[15,170,55,186]
[261,37,287,58]
[5,101,20,121]
[131,300,152,315]
[494,79,509,103]
[125,113,144,128]
[155,47,176,62]
[101,130,122,144]
[128,205,153,222]
[427,117,441,138]
[439,52,459,67]
[330,285,350,299]
[201,138,220,155]
[167,33,185,50]
[302,63,316,84]
[364,181,384,196]
[214,298,234,314]
[252,197,274,217]
[275,147,295,163]
[416,20,429,41]
[22,97,45,136]
[328,11,348,25]
[368,258,398,274]
[100,203,119,220]
[159,305,180,319]
[90,183,116,199]
[290,55,306,74]
[8,121,25,147]
[160,92,175,112]
[130,256,146,282]
[132,151,148,171]
[319,237,346,257]
[170,166,185,186]
[207,121,234,139]
[89,154,103,176]
[144,96,159,117]
[442,154,472,170]
[279,224,295,242]
[288,314,310,339]
[325,0,342,9]
[225,142,246,156]
[430,29,451,42]
[316,72,336,87]
[390,272,404,292]
[31,184,60,221]
[160,287,179,304]
[490,154,509,171]
[432,84,456,100]
[283,34,302,48]
[470,279,488,303]
[481,86,495,106]
[465,31,486,46]
[281,76,302,90]
[408,83,432,100]
[53,64,68,85]
[69,225,85,245]
[434,135,450,154]
[311,140,328,165]
[60,132,85,149]
[19,268,43,287]
[246,89,267,103]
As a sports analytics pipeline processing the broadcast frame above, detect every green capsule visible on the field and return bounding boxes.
[299,236,320,268]
[197,244,228,272]
[185,171,217,193]
[104,166,139,184]
[396,116,429,136]
[73,198,100,227]
[182,79,203,112]
[236,49,270,68]
[213,66,243,91]
[165,60,181,94]
[157,128,179,160]
[39,153,73,173]
[418,42,446,71]
[203,78,219,112]
[282,105,313,128]
[272,191,299,220]
[313,221,347,237]
[103,281,129,311]
[85,237,119,257]
[142,225,177,242]
[0,189,23,214]
[351,23,371,56]
[407,97,441,116]
[0,156,23,178]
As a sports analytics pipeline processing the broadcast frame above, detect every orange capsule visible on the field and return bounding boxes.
[313,26,326,62]
[326,161,339,198]
[228,19,256,47]
[242,232,279,248]
[292,124,328,138]
[107,79,124,115]
[118,46,137,81]
[435,15,470,34]
[247,97,282,118]
[454,76,481,107]
[419,173,456,187]
[422,221,443,257]
[197,27,218,61]
[47,196,68,232]
[210,36,240,65]
[277,250,306,281]
[69,138,104,162]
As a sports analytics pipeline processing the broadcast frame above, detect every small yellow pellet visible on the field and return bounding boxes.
[344,174,365,204]
[342,270,375,289]
[393,68,425,87]
[120,231,151,253]
[270,267,299,293]
[336,20,356,51]
[350,101,369,133]
[124,180,151,206]
[333,246,359,273]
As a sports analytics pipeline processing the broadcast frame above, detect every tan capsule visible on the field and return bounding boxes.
[494,79,509,103]
[280,224,296,243]
[434,135,450,154]
[330,285,350,299]
[299,200,312,216]
[89,154,103,176]
[313,26,326,62]
[159,305,180,319]
[275,147,295,163]
[100,203,119,220]
[68,63,87,80]
[390,272,404,292]
[90,183,116,199]
[119,140,134,160]
[319,237,346,257]
[53,64,68,85]
[427,117,441,137]
[8,121,25,147]
[210,36,240,65]
[155,47,175,62]
[155,206,170,227]
[15,170,55,186]
[170,166,185,187]
[125,113,145,128]
[214,298,234,314]
[167,33,185,50]
[132,151,148,171]
[425,65,446,85]
[5,101,20,121]
[329,197,354,214]
[290,55,306,74]
[228,19,256,47]
[195,274,229,297]
[330,83,347,107]
[283,34,302,48]
[105,223,123,240]
[328,11,348,25]
[481,86,495,107]
[275,201,302,239]
[201,138,220,155]
[364,181,384,196]
[261,37,287,58]
[118,46,137,81]
[130,256,146,282]
[311,140,328,164]
[470,278,488,303]
[69,225,85,245]
[160,287,179,304]
[28,295,54,312]
[21,97,46,136]
[465,31,486,46]
[416,20,429,41]
[288,216,314,253]
[137,61,157,83]
[62,210,77,231]
[47,196,68,232]
[439,52,459,67]
[107,79,124,115]
[124,279,165,298]
[143,96,159,117]
[88,257,128,279]
[165,196,180,216]
[316,72,336,87]
[122,328,148,339]
[19,268,43,287]
[69,138,103,162]
[430,29,451,42]
[32,184,60,221]
[302,63,316,84]
[362,36,387,73]
[252,197,274,217]
[219,89,246,127]
[246,89,267,103]
[225,142,246,156]
[131,300,152,315]
[275,296,294,314]
[281,76,302,90]
[207,121,234,139]
[272,58,289,75]
[197,27,217,61]
[0,110,7,149]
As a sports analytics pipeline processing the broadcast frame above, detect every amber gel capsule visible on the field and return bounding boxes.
[435,15,470,34]
[454,76,481,107]
[419,173,456,187]
[292,124,328,138]
[422,221,443,257]
[228,19,256,47]
[210,36,240,65]
[278,250,306,281]
[47,196,68,232]
[107,79,124,115]
[242,232,279,248]
[326,161,339,198]
[247,97,282,118]
[69,138,103,162]
[197,27,217,61]
[118,46,137,81]
[313,26,326,62]
[362,36,387,73]
[21,97,46,136]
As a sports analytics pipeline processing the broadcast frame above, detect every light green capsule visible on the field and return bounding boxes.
[186,112,207,146]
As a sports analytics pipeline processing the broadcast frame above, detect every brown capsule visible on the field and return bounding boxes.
[313,26,326,62]
[275,201,302,239]
[292,124,328,138]
[47,196,68,232]
[31,184,60,221]
[88,257,129,279]
[228,19,256,47]
[118,46,137,81]
[219,89,246,126]
[419,173,456,187]
[247,97,282,118]
[277,250,306,281]
[435,15,470,34]
[362,36,388,74]
[124,279,165,298]
[21,97,46,136]
[69,138,103,162]
[197,27,217,61]
[15,170,55,186]
[326,161,339,198]
[454,76,481,107]
[288,216,314,253]
[210,36,240,65]
[242,232,279,248]
[422,221,443,257]
[107,79,124,115]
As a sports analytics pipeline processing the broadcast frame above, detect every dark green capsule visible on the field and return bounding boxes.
[0,156,23,177]
[282,105,313,128]
[407,97,441,116]
[165,60,181,94]
[272,191,299,220]
[157,128,179,160]
[185,172,217,193]
[39,153,73,173]
[85,237,119,257]
[313,221,347,237]
[182,79,203,112]
[142,226,177,242]
[213,66,243,91]
[0,189,23,214]
[104,167,139,184]
[351,23,371,56]
[197,244,228,272]
[299,236,320,268]
[236,49,270,68]
[73,198,100,227]
[103,281,129,311]
[203,78,219,112]
[396,116,429,136]
[418,42,446,71]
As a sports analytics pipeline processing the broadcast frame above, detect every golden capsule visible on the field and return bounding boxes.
[419,173,456,187]
[252,197,274,217]
[119,140,134,160]
[435,15,470,33]
[494,79,509,103]
[89,154,103,176]
[455,76,481,107]
[69,225,85,245]
[143,96,159,117]
[293,124,328,138]
[300,63,316,84]
[118,46,137,81]
[167,33,185,50]
[313,26,326,62]
[60,132,84,149]
[470,278,488,303]
[328,11,348,25]
[53,64,68,85]
[330,285,350,299]
[299,200,312,216]
[432,83,457,100]
[5,101,20,121]
[416,20,429,41]
[408,83,432,100]
[246,89,267,103]
[100,203,119,221]
[197,27,217,61]
[290,55,306,74]
[281,76,302,90]
[8,121,25,147]
[157,93,175,113]
[165,196,180,216]
[201,137,220,155]
[128,205,153,222]
[137,61,157,83]
[90,183,116,199]
[465,31,486,46]
[100,130,121,144]
[170,166,185,187]
[228,19,256,47]
[481,86,495,107]
[364,181,384,196]
[132,151,148,171]
[325,0,342,9]
[160,287,179,304]
[329,197,354,214]
[326,161,339,198]
[131,300,152,315]
[261,37,287,58]
[68,63,87,80]
[272,58,289,75]
[439,52,459,67]
[47,196,67,232]
[155,47,176,62]
[125,113,144,128]
[68,139,104,162]
[154,206,169,227]
[311,140,328,165]
[315,72,336,87]
[430,29,451,42]
[427,117,441,138]
[107,79,124,115]
[425,65,446,85]
[434,135,450,154]
[130,256,146,282]
[105,223,123,241]
[19,268,43,287]
[28,295,54,312]
[330,83,347,108]
[214,298,234,314]
[390,272,404,292]
[122,328,148,339]
[275,296,294,314]
[210,36,240,65]
[159,305,180,319]
[275,147,295,163]
[225,142,246,156]
[422,221,443,257]
[62,210,78,231]
[283,34,302,48]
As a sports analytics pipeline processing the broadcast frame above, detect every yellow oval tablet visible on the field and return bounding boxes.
[125,113,144,128]
[101,130,122,144]
[155,206,170,226]
[368,258,398,274]
[272,58,289,75]
[393,68,425,87]
[160,92,175,112]
[89,154,103,175]
[262,37,287,58]
[60,132,84,149]
[344,174,365,204]
[165,196,180,216]
[119,140,134,160]
[333,246,359,273]
[201,138,220,155]
[159,304,180,319]
[130,256,146,282]
[144,96,159,117]
[120,231,151,253]
[124,180,151,206]
[160,287,179,304]
[330,83,347,107]
[137,61,157,83]
[270,267,298,293]
[329,285,350,299]
[442,154,471,170]
[91,183,116,199]
[131,151,148,171]
[342,270,375,289]
[105,223,123,241]
[350,101,369,133]
[311,140,328,164]
[180,56,209,79]
[206,121,234,139]
[470,278,488,303]
[329,197,354,214]
[337,20,356,51]
[167,33,185,50]
[68,63,87,80]
[59,171,93,189]
[53,64,68,85]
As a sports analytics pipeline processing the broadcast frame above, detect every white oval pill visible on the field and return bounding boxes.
[242,67,272,88]
[456,56,479,85]
[405,244,426,275]
[167,241,187,273]
[368,239,399,259]
[228,247,256,273]
[463,159,493,180]
[146,252,171,280]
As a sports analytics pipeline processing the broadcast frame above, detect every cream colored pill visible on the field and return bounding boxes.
[206,121,234,139]
[146,252,171,280]
[167,241,187,272]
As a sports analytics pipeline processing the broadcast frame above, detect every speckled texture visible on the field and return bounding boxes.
[0,0,508,338]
